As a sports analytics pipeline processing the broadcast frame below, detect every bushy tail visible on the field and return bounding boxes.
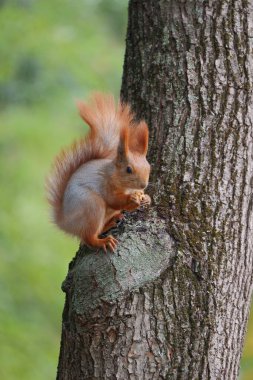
[46,93,134,223]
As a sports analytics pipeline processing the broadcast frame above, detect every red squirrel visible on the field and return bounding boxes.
[46,93,151,252]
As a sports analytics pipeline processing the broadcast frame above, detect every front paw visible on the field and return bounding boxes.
[140,194,151,207]
[129,191,143,207]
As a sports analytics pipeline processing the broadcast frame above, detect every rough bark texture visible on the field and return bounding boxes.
[57,1,253,379]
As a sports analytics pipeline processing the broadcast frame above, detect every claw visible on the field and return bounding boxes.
[112,240,118,248]
[111,241,117,250]
[108,242,116,252]
[106,235,118,252]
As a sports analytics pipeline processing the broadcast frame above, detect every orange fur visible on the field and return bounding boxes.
[46,93,151,251]
[129,121,149,155]
[77,93,116,139]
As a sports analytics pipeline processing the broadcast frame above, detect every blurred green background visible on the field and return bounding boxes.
[0,1,252,379]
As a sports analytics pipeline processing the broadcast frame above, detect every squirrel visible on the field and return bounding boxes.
[46,93,151,252]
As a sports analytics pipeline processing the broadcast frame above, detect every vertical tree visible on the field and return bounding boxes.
[57,1,253,379]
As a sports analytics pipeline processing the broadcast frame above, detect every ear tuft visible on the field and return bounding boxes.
[129,121,149,155]
[117,126,129,162]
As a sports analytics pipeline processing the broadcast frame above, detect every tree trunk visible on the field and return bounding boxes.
[57,1,253,379]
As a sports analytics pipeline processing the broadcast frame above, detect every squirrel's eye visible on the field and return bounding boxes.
[126,166,133,174]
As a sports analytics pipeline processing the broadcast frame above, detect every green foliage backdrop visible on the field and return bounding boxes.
[0,1,252,379]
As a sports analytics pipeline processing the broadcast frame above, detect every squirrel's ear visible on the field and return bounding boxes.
[117,127,129,162]
[129,121,149,155]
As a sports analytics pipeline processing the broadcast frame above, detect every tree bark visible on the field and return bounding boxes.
[57,1,253,379]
